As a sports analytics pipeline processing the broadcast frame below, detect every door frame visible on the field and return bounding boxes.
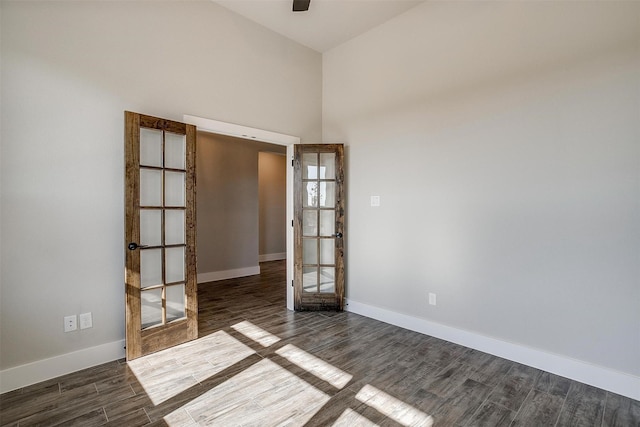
[183,114,299,310]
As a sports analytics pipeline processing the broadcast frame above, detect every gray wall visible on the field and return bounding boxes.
[196,133,285,275]
[0,0,321,371]
[324,1,640,376]
[259,152,287,258]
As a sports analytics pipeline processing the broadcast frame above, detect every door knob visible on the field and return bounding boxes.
[128,242,148,250]
[334,232,343,238]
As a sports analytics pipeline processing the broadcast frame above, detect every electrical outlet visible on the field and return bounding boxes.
[64,315,77,332]
[370,195,381,207]
[80,312,93,330]
[428,293,437,306]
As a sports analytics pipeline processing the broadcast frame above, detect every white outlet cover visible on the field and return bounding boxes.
[371,195,381,207]
[64,315,77,332]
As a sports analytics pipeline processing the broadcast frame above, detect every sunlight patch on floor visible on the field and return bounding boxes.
[128,331,255,405]
[164,358,330,426]
[276,343,352,389]
[332,408,380,426]
[356,384,434,427]
[231,320,281,347]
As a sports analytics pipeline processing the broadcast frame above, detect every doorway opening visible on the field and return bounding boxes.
[195,131,288,313]
[184,114,298,310]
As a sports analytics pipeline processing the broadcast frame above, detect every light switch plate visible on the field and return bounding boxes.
[79,312,93,330]
[429,293,437,306]
[371,195,381,207]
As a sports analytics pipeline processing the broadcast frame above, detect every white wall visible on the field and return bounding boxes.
[197,132,286,277]
[259,152,287,259]
[0,0,321,383]
[324,0,640,380]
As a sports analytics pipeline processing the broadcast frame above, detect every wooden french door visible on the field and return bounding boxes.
[124,112,197,360]
[294,144,345,311]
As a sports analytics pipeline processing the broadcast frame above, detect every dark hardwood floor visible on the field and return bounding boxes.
[1,260,638,426]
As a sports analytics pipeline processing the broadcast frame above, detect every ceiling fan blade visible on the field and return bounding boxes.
[292,0,310,12]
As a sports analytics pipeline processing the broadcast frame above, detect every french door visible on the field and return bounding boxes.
[294,144,345,311]
[124,112,197,360]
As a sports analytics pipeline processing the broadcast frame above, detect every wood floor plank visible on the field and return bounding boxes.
[103,408,151,426]
[533,371,572,398]
[422,360,478,398]
[102,392,153,422]
[466,401,516,426]
[52,407,107,427]
[557,381,607,427]
[458,349,515,388]
[511,389,564,426]
[602,392,640,427]
[486,363,541,411]
[429,378,491,426]
[13,383,102,426]
[1,261,637,427]
[0,382,60,424]
[58,361,123,392]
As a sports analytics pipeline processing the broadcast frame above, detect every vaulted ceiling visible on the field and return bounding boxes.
[212,0,424,52]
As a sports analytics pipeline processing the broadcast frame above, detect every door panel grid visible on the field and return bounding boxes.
[138,127,187,329]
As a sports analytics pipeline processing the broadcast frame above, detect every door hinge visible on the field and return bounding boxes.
[292,280,294,287]
[291,159,294,167]
[292,220,294,227]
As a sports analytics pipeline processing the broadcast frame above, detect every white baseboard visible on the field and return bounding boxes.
[258,252,287,262]
[197,265,261,283]
[345,298,640,401]
[0,340,126,394]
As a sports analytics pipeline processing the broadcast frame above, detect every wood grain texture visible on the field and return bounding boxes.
[2,261,637,426]
[185,123,198,341]
[125,111,143,360]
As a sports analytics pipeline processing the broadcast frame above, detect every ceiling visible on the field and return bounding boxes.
[212,0,424,53]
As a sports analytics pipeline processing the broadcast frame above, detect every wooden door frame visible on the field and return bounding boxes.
[183,115,299,311]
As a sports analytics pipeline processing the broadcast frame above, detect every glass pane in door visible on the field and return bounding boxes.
[140,169,162,207]
[303,239,317,265]
[140,128,163,167]
[164,132,186,170]
[141,288,162,329]
[303,153,318,179]
[140,248,163,288]
[165,210,185,245]
[304,182,319,208]
[302,210,317,236]
[166,284,185,322]
[165,247,185,284]
[303,267,318,292]
[165,171,185,207]
[319,153,336,179]
[140,209,162,247]
[320,182,335,207]
[319,210,335,237]
[319,267,335,293]
[320,239,334,264]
